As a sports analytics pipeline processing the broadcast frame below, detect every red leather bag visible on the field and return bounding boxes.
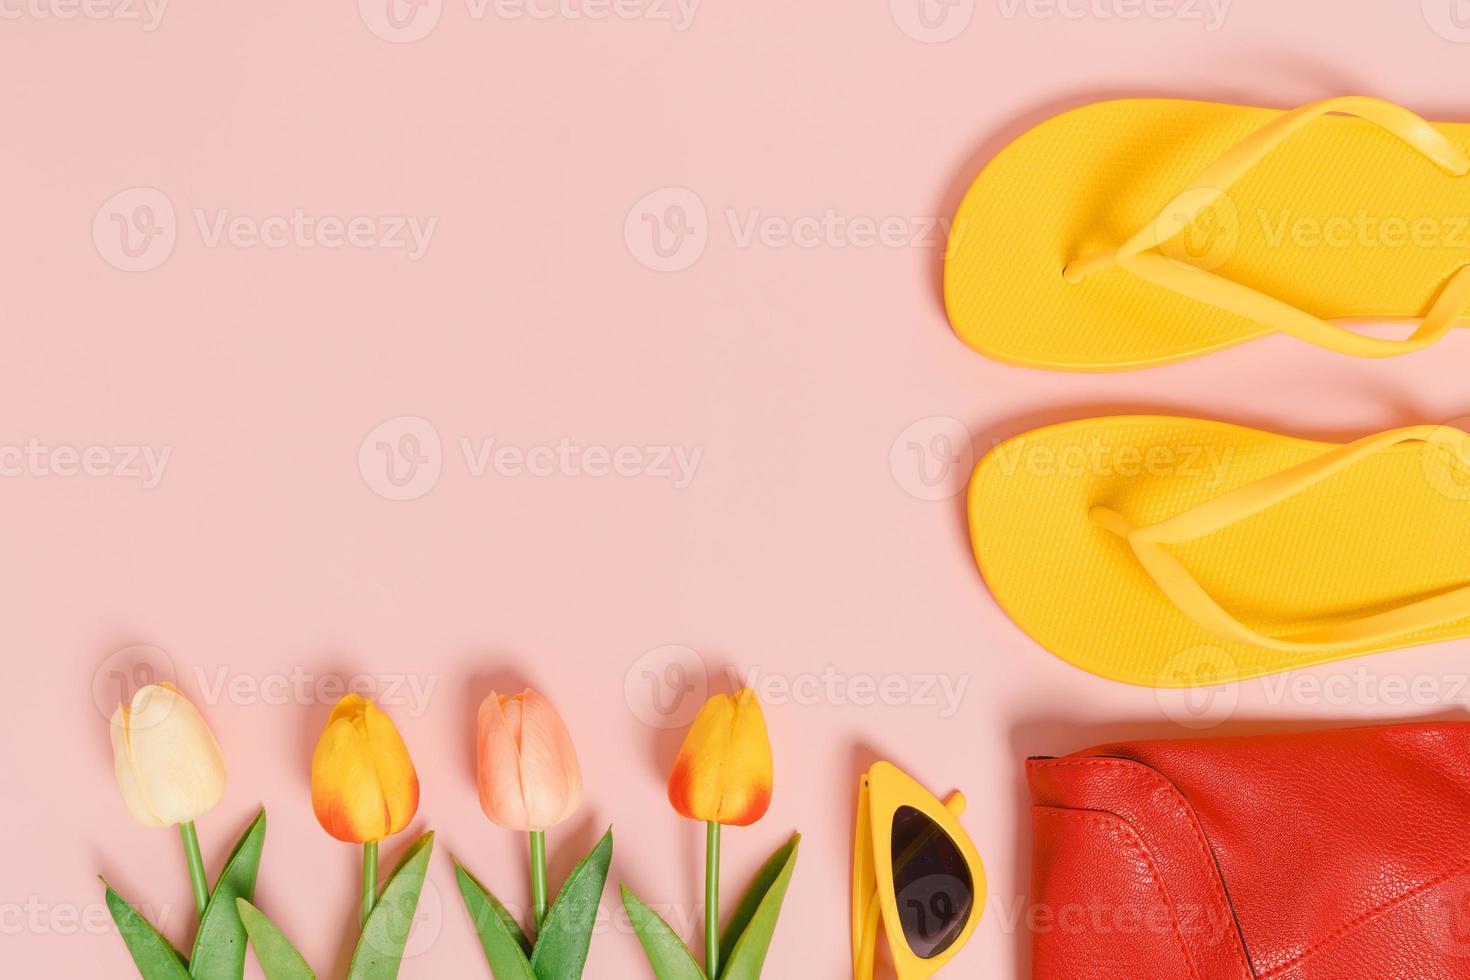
[1028,723,1470,979]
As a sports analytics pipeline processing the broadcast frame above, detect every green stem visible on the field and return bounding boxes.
[362,840,379,928]
[705,821,721,980]
[179,821,210,920]
[530,830,549,929]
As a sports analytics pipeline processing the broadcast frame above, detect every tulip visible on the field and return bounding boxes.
[311,695,420,925]
[667,688,773,827]
[109,683,227,918]
[477,689,583,927]
[666,688,773,979]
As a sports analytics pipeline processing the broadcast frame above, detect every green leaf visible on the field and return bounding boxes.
[530,828,613,980]
[717,833,800,979]
[103,879,193,980]
[347,832,435,980]
[189,809,268,980]
[453,862,535,980]
[236,900,318,980]
[620,886,706,980]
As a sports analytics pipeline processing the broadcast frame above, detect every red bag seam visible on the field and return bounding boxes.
[1035,807,1201,980]
[1254,855,1470,978]
[1032,758,1253,978]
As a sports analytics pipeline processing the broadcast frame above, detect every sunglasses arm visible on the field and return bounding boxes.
[853,889,881,980]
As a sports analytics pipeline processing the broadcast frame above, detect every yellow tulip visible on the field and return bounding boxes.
[110,683,226,828]
[311,695,420,844]
[667,688,773,827]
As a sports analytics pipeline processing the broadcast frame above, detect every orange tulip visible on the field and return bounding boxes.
[477,689,583,832]
[311,695,420,844]
[668,688,773,827]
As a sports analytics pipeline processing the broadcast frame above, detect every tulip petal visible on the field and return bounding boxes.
[125,685,227,827]
[362,700,420,836]
[477,693,532,831]
[518,690,582,830]
[500,693,523,743]
[312,712,388,843]
[668,693,735,823]
[716,689,773,826]
[110,704,166,827]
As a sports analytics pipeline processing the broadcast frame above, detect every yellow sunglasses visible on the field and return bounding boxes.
[851,762,986,979]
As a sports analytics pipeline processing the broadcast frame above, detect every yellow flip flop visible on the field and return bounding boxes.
[968,416,1470,686]
[944,97,1470,370]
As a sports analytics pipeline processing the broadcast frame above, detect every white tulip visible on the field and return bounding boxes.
[110,684,226,827]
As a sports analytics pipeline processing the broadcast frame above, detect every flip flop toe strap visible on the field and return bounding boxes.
[1065,97,1470,358]
[1091,426,1470,653]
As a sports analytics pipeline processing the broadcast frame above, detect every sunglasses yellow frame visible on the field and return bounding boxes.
[851,762,986,980]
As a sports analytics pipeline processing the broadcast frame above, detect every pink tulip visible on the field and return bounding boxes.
[477,689,582,832]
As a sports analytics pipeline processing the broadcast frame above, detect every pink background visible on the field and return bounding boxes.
[6,1,1470,976]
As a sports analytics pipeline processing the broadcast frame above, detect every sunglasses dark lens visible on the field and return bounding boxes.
[890,805,974,959]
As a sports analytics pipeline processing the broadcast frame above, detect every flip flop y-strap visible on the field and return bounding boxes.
[1091,425,1470,652]
[1064,97,1470,358]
